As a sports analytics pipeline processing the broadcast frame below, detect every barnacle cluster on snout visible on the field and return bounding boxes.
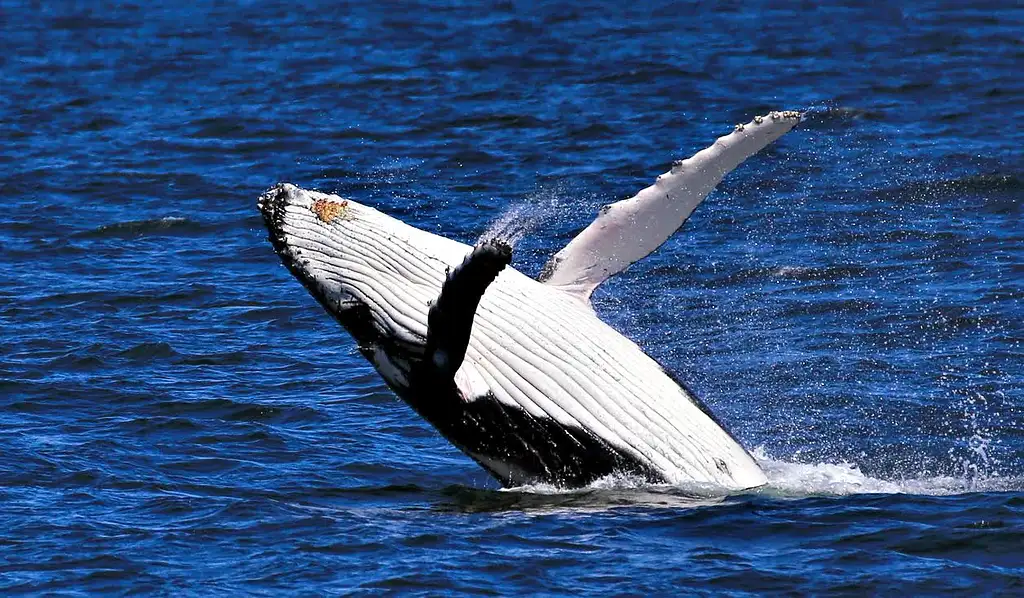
[311,198,351,223]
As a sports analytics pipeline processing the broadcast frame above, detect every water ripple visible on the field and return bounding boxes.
[1,0,1021,594]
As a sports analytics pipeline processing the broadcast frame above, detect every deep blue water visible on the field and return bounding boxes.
[2,1,1022,594]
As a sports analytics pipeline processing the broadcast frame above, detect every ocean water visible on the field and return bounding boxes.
[2,1,1022,594]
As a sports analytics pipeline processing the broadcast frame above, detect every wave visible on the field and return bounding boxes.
[75,217,208,238]
[867,173,1021,202]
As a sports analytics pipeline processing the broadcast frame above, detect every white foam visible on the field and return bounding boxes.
[504,447,1022,499]
[752,447,1021,497]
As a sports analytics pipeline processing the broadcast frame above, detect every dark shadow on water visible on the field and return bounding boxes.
[433,483,730,514]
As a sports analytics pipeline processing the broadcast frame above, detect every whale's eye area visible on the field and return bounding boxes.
[311,198,350,223]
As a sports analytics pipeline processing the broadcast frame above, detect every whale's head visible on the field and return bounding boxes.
[259,183,460,390]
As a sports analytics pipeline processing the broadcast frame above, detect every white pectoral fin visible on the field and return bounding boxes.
[541,110,803,300]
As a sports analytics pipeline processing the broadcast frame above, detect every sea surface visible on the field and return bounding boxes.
[2,1,1022,595]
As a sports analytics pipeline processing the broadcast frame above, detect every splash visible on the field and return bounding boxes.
[945,391,1004,489]
[751,448,1019,497]
[505,471,660,496]
[478,186,571,247]
[495,473,731,513]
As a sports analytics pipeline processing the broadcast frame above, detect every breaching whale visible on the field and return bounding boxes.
[260,111,802,490]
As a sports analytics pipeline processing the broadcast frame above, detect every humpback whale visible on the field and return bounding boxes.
[260,111,802,490]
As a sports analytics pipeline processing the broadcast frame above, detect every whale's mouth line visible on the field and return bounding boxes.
[261,184,325,297]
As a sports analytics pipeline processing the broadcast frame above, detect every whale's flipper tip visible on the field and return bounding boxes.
[541,109,803,301]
